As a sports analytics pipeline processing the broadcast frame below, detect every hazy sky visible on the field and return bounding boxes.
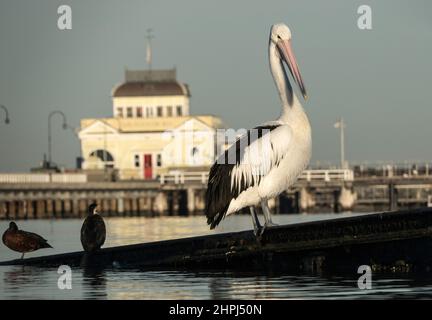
[0,0,431,172]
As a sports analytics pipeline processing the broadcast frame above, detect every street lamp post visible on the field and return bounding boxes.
[48,111,68,167]
[0,105,10,124]
[334,117,347,169]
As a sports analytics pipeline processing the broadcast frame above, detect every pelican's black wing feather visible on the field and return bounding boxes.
[205,125,280,229]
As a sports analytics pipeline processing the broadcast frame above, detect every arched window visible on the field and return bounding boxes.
[90,149,114,162]
[89,149,114,168]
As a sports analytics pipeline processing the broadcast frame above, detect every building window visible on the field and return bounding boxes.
[157,106,163,117]
[146,107,153,117]
[134,154,140,168]
[90,150,114,162]
[117,107,123,118]
[191,147,199,156]
[176,105,182,116]
[191,147,199,165]
[167,106,173,117]
[127,107,133,118]
[156,154,162,167]
[89,149,114,168]
[136,107,143,117]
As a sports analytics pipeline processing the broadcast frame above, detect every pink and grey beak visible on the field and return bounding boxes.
[277,39,308,100]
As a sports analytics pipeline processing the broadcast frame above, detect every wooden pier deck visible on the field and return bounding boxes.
[2,208,432,273]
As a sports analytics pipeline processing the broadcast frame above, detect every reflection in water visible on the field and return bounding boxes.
[82,267,107,300]
[3,266,36,288]
[209,274,231,300]
[2,264,432,299]
[1,214,432,299]
[2,266,63,299]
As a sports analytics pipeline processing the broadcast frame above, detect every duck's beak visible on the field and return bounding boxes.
[277,39,307,100]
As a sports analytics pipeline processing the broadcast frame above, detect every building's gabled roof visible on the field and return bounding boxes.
[112,68,191,97]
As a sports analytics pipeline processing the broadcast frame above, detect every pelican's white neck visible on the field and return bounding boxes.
[269,40,302,123]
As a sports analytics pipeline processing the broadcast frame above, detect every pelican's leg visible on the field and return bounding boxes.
[249,206,262,237]
[21,253,25,260]
[261,200,278,229]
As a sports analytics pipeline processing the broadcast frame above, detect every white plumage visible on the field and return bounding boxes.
[227,118,311,216]
[205,23,311,236]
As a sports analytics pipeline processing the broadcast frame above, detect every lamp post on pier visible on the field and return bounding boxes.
[334,117,348,169]
[0,105,10,124]
[48,111,68,167]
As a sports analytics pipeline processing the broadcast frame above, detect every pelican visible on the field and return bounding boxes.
[205,23,311,236]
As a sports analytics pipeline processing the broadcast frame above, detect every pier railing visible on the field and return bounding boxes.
[0,173,88,184]
[298,169,354,182]
[0,169,354,185]
[159,169,354,185]
[159,172,208,185]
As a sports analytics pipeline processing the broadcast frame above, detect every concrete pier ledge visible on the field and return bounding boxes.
[1,208,432,273]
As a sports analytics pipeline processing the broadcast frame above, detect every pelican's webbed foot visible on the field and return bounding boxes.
[259,222,278,237]
[253,225,263,238]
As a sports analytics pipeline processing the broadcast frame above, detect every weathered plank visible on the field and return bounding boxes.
[2,208,432,273]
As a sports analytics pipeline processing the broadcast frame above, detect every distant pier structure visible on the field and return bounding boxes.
[1,163,432,219]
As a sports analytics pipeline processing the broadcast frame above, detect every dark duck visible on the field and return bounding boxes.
[81,203,106,252]
[2,222,53,259]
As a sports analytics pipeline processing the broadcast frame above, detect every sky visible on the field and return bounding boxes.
[0,0,431,172]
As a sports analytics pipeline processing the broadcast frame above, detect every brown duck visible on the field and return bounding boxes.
[81,203,106,252]
[2,222,53,259]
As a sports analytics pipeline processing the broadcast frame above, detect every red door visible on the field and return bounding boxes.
[144,154,153,179]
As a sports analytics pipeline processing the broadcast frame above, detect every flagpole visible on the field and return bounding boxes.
[146,28,154,71]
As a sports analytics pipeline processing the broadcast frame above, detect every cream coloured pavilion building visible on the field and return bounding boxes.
[78,69,226,180]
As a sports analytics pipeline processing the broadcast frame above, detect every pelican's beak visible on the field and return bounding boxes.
[277,39,308,100]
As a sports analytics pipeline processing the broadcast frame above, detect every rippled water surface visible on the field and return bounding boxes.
[1,213,432,299]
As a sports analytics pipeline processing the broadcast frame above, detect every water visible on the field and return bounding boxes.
[1,213,432,299]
